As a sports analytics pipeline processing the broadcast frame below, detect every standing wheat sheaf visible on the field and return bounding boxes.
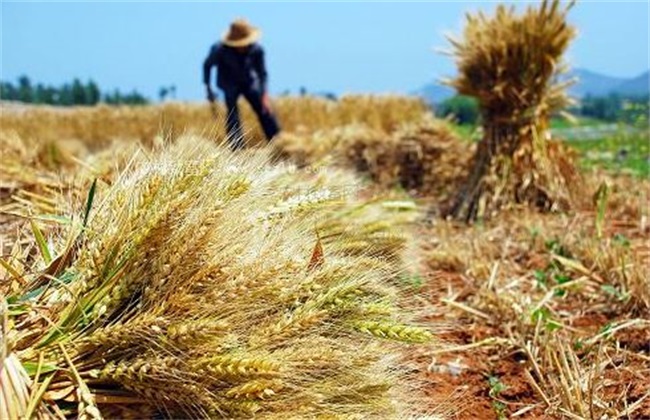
[443,0,583,222]
[1,136,433,418]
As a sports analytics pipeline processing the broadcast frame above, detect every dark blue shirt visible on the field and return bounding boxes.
[203,42,268,92]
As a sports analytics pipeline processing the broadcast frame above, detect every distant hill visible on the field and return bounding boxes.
[566,68,649,98]
[414,82,455,105]
[415,68,649,104]
[566,68,627,97]
[613,71,650,97]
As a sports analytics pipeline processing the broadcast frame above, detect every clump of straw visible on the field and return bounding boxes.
[443,0,581,221]
[275,117,470,199]
[1,136,431,418]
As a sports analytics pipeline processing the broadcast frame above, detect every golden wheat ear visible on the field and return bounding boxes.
[6,136,435,418]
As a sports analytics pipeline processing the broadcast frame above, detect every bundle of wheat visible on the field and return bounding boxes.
[0,131,85,224]
[275,118,471,200]
[272,124,380,168]
[443,0,581,222]
[342,121,473,199]
[0,136,432,419]
[390,121,472,198]
[0,131,141,220]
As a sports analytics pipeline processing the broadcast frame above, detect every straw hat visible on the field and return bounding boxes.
[222,19,261,47]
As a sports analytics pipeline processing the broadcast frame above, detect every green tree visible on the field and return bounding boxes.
[122,90,148,105]
[59,83,74,106]
[0,81,18,100]
[42,86,57,104]
[103,89,122,105]
[159,86,169,102]
[18,75,34,103]
[1,76,149,106]
[85,80,101,105]
[437,95,480,125]
[580,94,621,121]
[71,78,86,104]
[34,83,45,103]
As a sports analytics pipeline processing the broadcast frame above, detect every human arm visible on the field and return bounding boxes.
[203,46,218,102]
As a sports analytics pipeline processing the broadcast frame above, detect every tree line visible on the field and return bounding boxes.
[0,75,149,106]
[437,93,650,126]
[578,93,649,125]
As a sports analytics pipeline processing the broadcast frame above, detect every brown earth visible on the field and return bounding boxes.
[411,204,650,419]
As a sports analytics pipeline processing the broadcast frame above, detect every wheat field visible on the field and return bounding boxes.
[1,96,649,418]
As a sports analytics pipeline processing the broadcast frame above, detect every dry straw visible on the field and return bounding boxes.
[1,135,434,418]
[443,0,582,221]
[274,116,472,200]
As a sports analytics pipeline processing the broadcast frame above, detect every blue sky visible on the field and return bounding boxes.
[1,1,649,100]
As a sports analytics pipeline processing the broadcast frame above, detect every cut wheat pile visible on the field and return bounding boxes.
[444,0,582,221]
[0,136,435,419]
[275,117,472,199]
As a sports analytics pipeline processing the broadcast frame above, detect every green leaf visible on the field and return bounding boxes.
[554,274,571,285]
[488,375,507,398]
[0,258,24,283]
[545,319,563,332]
[594,182,609,239]
[553,288,567,297]
[30,219,52,264]
[8,303,30,316]
[492,401,507,420]
[545,238,571,257]
[613,233,630,248]
[19,285,45,302]
[544,238,560,252]
[601,284,619,297]
[18,271,76,303]
[573,339,584,351]
[600,284,629,301]
[534,269,547,286]
[58,270,77,284]
[599,322,613,336]
[32,214,73,225]
[531,307,550,323]
[400,273,423,289]
[83,178,98,228]
[22,361,59,376]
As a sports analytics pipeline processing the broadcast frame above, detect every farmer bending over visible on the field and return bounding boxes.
[203,19,281,150]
